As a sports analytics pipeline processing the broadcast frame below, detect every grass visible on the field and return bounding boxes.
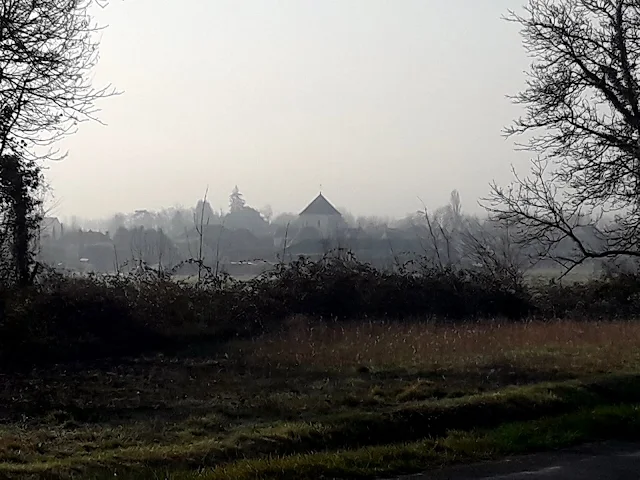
[242,316,640,372]
[1,317,640,479]
[191,403,640,480]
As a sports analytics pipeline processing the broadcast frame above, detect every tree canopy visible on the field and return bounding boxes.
[487,0,640,272]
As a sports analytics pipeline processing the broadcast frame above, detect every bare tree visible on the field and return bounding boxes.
[486,0,640,273]
[0,0,115,158]
[0,0,115,284]
[193,188,210,284]
[462,217,529,288]
[416,198,451,269]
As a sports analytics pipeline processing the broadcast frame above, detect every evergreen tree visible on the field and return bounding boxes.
[229,185,246,213]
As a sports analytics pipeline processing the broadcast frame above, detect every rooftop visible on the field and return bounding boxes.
[299,193,341,216]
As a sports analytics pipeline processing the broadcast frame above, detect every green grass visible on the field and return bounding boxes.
[1,375,640,479]
[25,403,640,480]
[189,403,640,480]
[2,319,640,479]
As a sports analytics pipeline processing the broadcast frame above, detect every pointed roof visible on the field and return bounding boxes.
[299,193,341,216]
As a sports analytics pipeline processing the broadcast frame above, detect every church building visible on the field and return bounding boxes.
[298,192,344,237]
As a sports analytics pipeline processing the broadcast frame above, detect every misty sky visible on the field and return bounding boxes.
[48,0,531,220]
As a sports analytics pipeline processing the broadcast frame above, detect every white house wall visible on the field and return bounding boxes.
[298,214,343,237]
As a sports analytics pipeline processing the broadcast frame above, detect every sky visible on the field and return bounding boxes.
[47,0,532,220]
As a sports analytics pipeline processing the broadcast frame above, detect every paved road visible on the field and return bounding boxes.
[392,442,640,480]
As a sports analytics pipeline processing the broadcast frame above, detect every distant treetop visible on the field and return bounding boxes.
[229,185,246,213]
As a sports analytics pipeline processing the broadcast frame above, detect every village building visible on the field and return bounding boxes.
[297,192,344,237]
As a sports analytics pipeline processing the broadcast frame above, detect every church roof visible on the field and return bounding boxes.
[299,193,341,216]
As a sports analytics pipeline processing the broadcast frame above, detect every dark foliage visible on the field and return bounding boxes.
[257,252,531,320]
[533,273,640,320]
[0,252,639,367]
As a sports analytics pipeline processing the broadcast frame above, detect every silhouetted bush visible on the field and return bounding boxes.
[533,272,640,320]
[1,252,640,367]
[253,253,531,320]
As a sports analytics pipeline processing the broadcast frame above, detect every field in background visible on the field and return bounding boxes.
[525,265,597,284]
[167,264,599,285]
[2,317,640,479]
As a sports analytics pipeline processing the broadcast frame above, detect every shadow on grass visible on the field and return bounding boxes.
[191,403,640,480]
[3,374,640,479]
[0,357,581,427]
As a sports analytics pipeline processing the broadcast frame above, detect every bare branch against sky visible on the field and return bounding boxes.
[0,0,117,161]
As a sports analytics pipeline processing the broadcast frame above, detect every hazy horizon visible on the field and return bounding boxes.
[45,1,531,221]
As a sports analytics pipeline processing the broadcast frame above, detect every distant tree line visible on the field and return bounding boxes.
[7,0,640,285]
